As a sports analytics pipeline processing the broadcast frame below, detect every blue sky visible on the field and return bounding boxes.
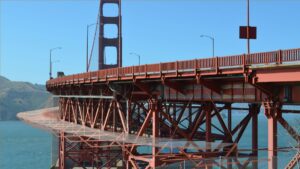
[1,0,300,84]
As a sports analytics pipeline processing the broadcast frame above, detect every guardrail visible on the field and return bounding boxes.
[47,48,300,86]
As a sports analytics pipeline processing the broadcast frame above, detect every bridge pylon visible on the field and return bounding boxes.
[99,0,122,70]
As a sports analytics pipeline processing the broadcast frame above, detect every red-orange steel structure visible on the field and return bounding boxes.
[47,47,300,169]
[45,0,300,168]
[99,0,122,69]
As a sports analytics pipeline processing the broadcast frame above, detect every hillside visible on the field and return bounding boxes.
[0,76,52,121]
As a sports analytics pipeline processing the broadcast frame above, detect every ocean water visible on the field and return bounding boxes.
[0,121,51,169]
[0,113,299,169]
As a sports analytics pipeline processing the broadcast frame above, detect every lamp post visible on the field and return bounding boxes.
[49,47,62,79]
[247,0,250,54]
[130,52,141,66]
[86,23,96,72]
[200,35,215,57]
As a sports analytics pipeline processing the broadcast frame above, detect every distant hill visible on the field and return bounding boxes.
[0,76,52,121]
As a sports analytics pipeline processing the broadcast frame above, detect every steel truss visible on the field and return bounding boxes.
[18,97,300,168]
[55,95,277,169]
[58,132,123,169]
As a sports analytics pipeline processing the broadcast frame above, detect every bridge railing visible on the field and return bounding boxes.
[177,60,195,70]
[282,49,300,62]
[118,67,132,77]
[161,62,176,72]
[219,55,243,67]
[47,48,300,85]
[197,58,215,69]
[247,51,278,65]
[146,63,160,73]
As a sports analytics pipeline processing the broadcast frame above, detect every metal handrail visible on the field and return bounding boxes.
[47,48,300,86]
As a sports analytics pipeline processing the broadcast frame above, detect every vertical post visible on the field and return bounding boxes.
[86,23,98,71]
[123,148,129,169]
[59,132,65,169]
[126,99,131,134]
[159,62,162,76]
[151,99,159,168]
[250,104,260,169]
[215,57,219,74]
[50,51,52,79]
[119,0,122,68]
[205,103,212,169]
[243,54,246,72]
[138,55,140,66]
[265,102,279,169]
[212,37,215,57]
[268,115,277,169]
[113,101,116,132]
[200,35,215,58]
[49,47,61,79]
[277,50,282,64]
[227,103,232,132]
[226,103,233,169]
[101,100,104,128]
[206,104,212,143]
[227,103,232,169]
[86,24,89,72]
[126,159,130,169]
[176,61,178,76]
[247,0,250,55]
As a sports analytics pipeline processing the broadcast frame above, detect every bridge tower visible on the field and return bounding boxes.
[99,0,122,70]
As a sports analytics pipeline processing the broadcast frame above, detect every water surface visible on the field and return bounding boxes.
[0,121,51,169]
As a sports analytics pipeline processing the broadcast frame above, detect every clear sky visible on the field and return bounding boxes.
[1,0,300,84]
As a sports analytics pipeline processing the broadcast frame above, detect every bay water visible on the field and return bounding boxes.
[0,121,51,169]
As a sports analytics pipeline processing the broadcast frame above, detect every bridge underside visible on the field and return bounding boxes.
[44,48,300,169]
[46,78,300,168]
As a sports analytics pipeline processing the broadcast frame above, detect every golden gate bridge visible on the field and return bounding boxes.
[18,0,300,168]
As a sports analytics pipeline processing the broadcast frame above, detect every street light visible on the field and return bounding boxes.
[50,47,62,79]
[200,35,215,57]
[129,52,141,66]
[86,23,96,72]
[52,60,60,77]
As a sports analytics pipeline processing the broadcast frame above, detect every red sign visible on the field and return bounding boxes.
[240,26,257,39]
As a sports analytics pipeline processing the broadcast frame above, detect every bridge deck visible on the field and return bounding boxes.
[47,48,300,87]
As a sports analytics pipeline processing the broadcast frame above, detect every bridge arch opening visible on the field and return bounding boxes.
[102,3,119,17]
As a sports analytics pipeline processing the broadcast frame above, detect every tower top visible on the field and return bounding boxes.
[99,0,122,70]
